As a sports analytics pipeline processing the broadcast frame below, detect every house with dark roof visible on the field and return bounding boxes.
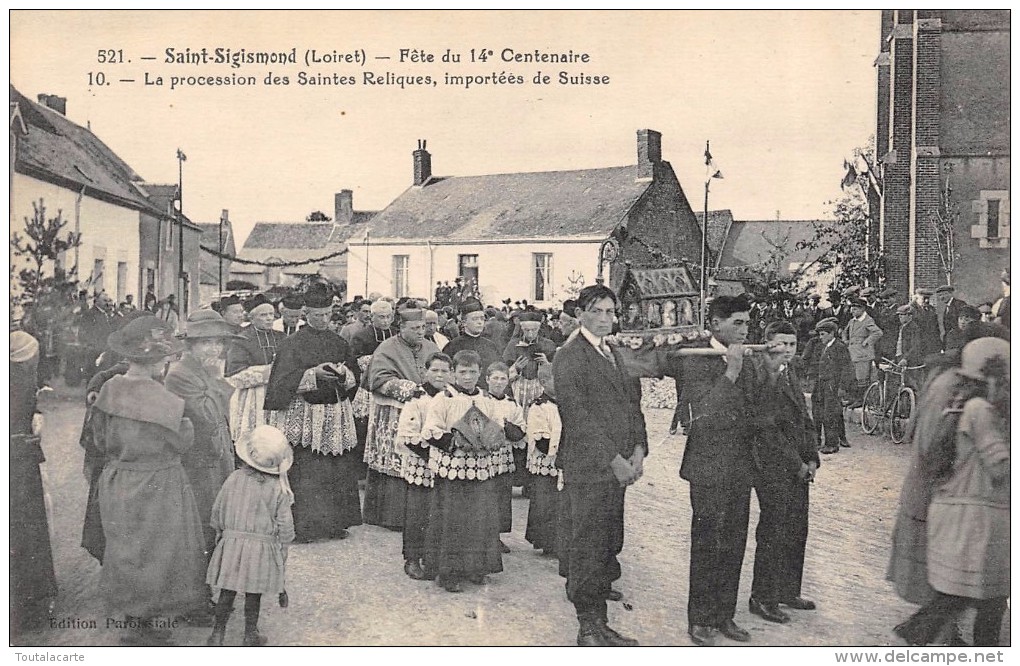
[709,214,836,296]
[230,190,376,291]
[348,130,705,305]
[196,211,236,303]
[136,182,203,313]
[10,85,202,312]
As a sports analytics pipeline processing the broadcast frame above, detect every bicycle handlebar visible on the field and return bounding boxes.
[878,358,926,374]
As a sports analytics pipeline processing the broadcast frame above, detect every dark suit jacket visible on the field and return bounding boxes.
[895,320,925,366]
[79,306,121,351]
[553,333,648,485]
[914,307,941,357]
[816,339,855,394]
[940,298,967,346]
[674,353,757,488]
[746,360,819,482]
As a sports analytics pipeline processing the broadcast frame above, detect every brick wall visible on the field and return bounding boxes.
[617,160,704,288]
[911,16,944,289]
[880,12,914,295]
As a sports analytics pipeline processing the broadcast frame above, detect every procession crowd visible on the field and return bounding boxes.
[8,267,1010,647]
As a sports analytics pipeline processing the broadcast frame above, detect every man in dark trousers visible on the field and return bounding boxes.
[553,284,647,647]
[933,285,966,350]
[813,320,855,454]
[747,321,820,625]
[673,294,757,646]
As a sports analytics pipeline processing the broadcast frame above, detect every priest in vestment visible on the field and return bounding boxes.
[226,298,286,444]
[264,288,363,542]
[362,308,440,529]
[442,298,502,391]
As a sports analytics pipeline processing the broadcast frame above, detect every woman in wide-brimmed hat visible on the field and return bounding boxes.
[893,338,1010,646]
[164,310,243,585]
[91,316,207,645]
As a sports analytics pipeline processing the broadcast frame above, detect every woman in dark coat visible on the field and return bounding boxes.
[10,331,58,635]
[92,316,208,645]
[165,310,240,555]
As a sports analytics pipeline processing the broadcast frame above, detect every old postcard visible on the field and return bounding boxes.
[9,9,1011,655]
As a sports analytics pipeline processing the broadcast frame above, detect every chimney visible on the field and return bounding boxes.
[636,129,662,181]
[37,94,67,116]
[413,139,432,186]
[334,190,354,224]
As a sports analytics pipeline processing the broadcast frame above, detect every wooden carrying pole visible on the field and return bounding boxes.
[666,344,769,356]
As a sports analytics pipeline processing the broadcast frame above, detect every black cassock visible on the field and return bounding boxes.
[264,327,363,541]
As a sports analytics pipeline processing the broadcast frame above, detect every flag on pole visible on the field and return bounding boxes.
[840,159,858,190]
[705,141,723,183]
[176,148,187,162]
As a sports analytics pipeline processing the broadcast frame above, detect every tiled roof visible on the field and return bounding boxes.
[11,85,161,215]
[365,166,652,240]
[719,219,830,268]
[243,222,336,250]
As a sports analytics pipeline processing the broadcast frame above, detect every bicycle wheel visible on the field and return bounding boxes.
[861,382,883,435]
[891,387,916,444]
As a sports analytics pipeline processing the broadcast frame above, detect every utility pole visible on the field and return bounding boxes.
[176,148,187,313]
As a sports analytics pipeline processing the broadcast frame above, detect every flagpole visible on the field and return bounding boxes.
[701,178,709,329]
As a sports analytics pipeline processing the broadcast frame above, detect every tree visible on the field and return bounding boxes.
[10,198,82,321]
[931,173,958,285]
[305,211,331,222]
[795,140,885,295]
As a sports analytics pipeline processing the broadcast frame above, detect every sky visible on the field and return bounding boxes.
[11,10,879,246]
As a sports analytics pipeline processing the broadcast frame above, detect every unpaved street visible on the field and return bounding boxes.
[13,382,1008,646]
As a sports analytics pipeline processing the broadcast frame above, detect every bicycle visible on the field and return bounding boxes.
[860,359,925,444]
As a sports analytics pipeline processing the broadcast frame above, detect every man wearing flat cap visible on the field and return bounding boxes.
[911,288,941,357]
[225,297,287,444]
[273,294,306,336]
[813,320,854,454]
[842,298,883,409]
[892,305,925,368]
[933,285,966,351]
[265,286,363,541]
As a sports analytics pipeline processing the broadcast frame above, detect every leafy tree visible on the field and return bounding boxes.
[10,198,82,321]
[795,140,885,295]
[305,211,332,222]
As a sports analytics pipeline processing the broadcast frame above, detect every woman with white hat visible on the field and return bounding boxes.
[206,425,294,647]
[894,338,1010,646]
[90,316,207,645]
[10,331,58,634]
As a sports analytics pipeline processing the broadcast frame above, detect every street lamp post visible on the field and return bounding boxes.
[176,148,187,312]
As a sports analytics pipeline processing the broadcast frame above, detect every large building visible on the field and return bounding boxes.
[10,85,202,312]
[875,10,1009,304]
[230,190,375,292]
[347,130,705,306]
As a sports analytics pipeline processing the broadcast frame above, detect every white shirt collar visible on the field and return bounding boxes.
[579,325,603,350]
[825,338,836,349]
[854,312,867,322]
[709,336,728,352]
